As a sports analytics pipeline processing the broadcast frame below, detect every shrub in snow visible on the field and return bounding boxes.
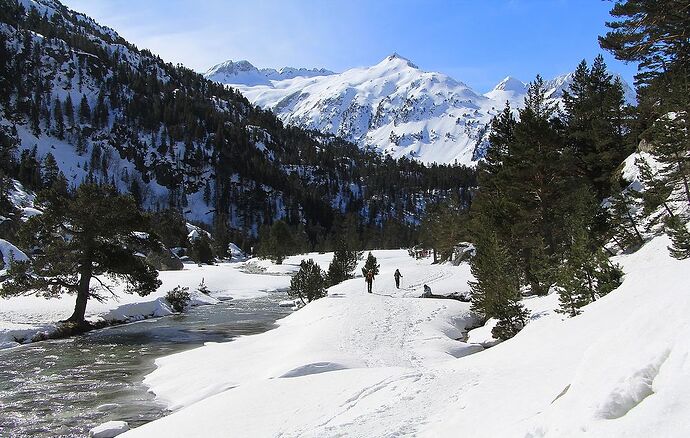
[289,259,326,304]
[166,286,191,312]
[197,279,210,295]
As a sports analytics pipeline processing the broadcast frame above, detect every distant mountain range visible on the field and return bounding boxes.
[205,55,636,165]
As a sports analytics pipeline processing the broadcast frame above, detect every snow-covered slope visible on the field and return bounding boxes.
[206,54,498,165]
[485,72,637,110]
[123,235,689,437]
[205,56,636,165]
[484,75,529,109]
[204,60,335,86]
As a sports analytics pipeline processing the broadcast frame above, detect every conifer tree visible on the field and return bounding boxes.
[53,97,64,139]
[2,184,161,325]
[289,258,326,304]
[635,156,674,217]
[190,233,215,264]
[665,215,690,260]
[362,251,379,277]
[78,94,90,124]
[64,93,74,127]
[41,152,59,188]
[257,220,294,264]
[326,239,359,286]
[469,225,528,340]
[608,187,645,251]
[647,113,690,207]
[562,56,629,199]
[557,225,623,317]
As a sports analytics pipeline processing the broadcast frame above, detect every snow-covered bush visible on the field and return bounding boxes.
[165,286,191,312]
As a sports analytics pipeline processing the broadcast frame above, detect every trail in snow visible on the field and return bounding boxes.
[125,239,690,437]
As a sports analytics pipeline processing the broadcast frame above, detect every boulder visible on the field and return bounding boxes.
[145,245,184,271]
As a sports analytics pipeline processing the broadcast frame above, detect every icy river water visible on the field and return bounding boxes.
[0,292,291,437]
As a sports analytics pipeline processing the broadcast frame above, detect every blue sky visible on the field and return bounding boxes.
[62,0,637,92]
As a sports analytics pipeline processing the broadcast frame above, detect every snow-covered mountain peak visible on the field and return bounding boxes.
[378,52,419,69]
[204,60,270,86]
[205,60,335,85]
[208,56,636,165]
[492,76,527,93]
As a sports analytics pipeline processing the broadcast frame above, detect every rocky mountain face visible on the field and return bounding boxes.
[206,57,636,165]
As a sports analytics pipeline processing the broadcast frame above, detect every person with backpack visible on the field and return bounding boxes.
[394,269,403,289]
[365,269,375,293]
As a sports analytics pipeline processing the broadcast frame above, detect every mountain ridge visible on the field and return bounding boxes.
[205,56,635,165]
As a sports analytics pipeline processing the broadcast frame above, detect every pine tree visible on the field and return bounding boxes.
[665,215,690,260]
[78,94,90,124]
[41,152,60,188]
[648,113,690,207]
[601,0,690,207]
[562,56,629,199]
[3,184,161,325]
[557,225,623,317]
[190,233,215,264]
[53,97,64,139]
[257,220,294,264]
[289,259,326,304]
[469,225,528,340]
[362,251,379,277]
[64,94,74,127]
[75,129,87,155]
[326,239,359,286]
[608,187,645,251]
[635,156,674,217]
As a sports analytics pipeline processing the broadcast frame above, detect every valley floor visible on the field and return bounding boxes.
[122,239,690,437]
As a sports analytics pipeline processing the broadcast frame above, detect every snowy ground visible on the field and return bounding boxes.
[0,259,293,349]
[122,237,690,437]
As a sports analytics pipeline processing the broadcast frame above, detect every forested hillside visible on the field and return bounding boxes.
[0,0,474,255]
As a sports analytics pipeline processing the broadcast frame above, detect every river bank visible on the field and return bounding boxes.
[0,261,292,349]
[0,290,292,437]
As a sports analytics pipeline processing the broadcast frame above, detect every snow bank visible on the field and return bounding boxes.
[123,237,690,437]
[0,238,29,275]
[89,420,130,438]
[0,261,286,349]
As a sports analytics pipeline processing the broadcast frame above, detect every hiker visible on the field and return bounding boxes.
[423,284,432,298]
[394,269,403,289]
[365,269,375,293]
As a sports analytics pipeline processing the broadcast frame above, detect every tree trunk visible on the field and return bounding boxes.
[67,263,92,324]
[626,209,644,244]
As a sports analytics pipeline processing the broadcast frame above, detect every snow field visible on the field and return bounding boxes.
[124,236,689,437]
